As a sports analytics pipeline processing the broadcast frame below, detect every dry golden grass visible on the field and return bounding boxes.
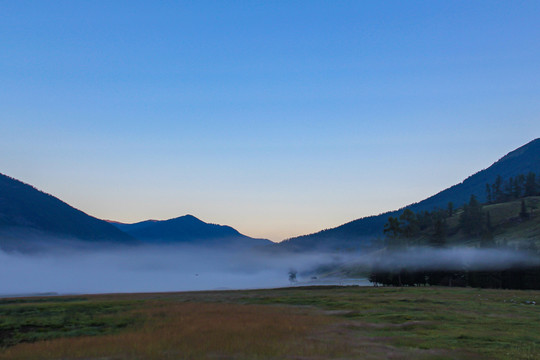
[0,301,349,360]
[2,287,539,359]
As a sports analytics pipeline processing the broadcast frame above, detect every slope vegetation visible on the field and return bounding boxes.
[280,138,540,250]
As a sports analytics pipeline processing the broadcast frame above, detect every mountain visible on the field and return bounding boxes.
[111,215,272,247]
[0,173,137,251]
[279,138,540,251]
[0,172,269,251]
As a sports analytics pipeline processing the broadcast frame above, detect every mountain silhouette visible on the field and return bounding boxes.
[0,173,269,251]
[111,215,271,247]
[280,138,540,250]
[3,138,538,252]
[0,173,136,251]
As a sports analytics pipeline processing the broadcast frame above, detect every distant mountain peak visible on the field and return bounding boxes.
[168,214,203,222]
[0,174,271,250]
[110,214,271,247]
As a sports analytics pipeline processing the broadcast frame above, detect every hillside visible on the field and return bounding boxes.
[280,138,540,251]
[111,215,272,247]
[316,196,540,283]
[0,172,270,251]
[0,173,136,251]
[409,196,540,250]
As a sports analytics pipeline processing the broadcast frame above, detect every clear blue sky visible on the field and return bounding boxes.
[1,1,539,241]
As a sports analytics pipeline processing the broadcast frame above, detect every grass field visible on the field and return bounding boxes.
[1,286,539,359]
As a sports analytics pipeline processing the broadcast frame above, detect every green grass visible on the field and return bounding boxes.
[450,196,540,247]
[0,297,138,347]
[227,286,540,359]
[1,286,539,359]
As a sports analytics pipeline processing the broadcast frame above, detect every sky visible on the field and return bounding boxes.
[1,1,539,241]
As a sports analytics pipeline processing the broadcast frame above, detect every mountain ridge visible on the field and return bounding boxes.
[0,173,137,250]
[111,214,271,247]
[279,138,540,250]
[0,174,270,251]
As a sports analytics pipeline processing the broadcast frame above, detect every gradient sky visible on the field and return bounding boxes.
[1,1,539,241]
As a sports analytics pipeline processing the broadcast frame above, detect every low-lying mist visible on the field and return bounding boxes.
[0,243,343,296]
[366,247,540,272]
[1,241,538,296]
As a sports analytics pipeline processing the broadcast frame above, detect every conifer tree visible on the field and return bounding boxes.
[493,175,503,202]
[525,172,537,196]
[504,177,514,200]
[399,209,419,241]
[520,199,530,220]
[447,201,454,217]
[460,195,484,236]
[431,217,447,247]
[481,211,494,247]
[383,216,402,248]
[417,210,433,231]
[514,174,525,198]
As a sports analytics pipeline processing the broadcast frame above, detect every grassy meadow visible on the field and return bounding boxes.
[0,286,539,359]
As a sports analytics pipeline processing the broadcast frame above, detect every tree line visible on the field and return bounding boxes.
[486,172,539,204]
[381,195,490,249]
[371,173,540,289]
[370,266,540,290]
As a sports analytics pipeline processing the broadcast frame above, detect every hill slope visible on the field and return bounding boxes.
[280,138,540,250]
[111,215,272,247]
[0,173,136,250]
[401,196,540,249]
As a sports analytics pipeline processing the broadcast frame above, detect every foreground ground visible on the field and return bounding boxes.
[0,286,539,359]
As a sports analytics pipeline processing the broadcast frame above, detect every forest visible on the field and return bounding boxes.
[370,172,540,289]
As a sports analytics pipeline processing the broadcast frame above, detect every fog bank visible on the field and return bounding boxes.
[0,245,342,295]
[367,247,540,272]
[2,244,538,296]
